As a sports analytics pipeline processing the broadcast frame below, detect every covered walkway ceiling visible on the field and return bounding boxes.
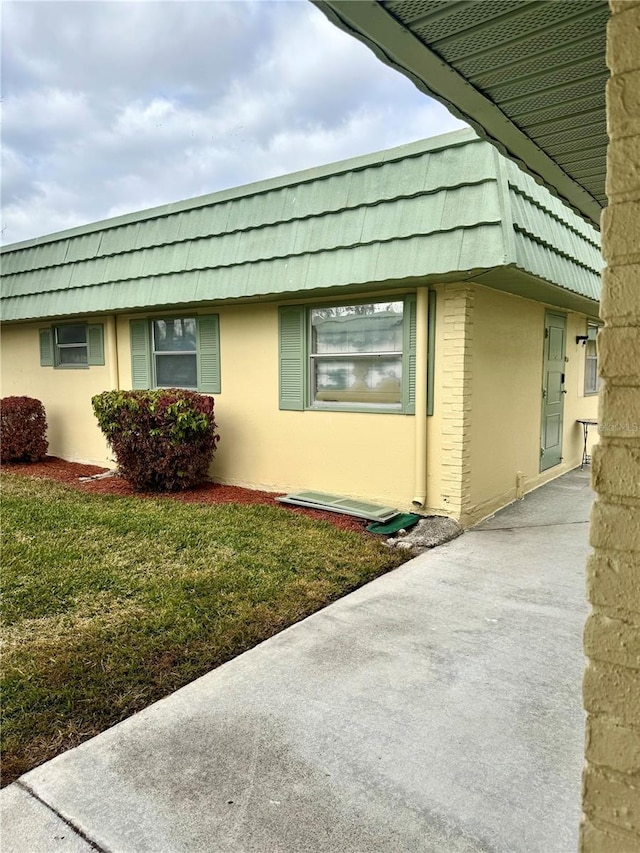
[314,0,608,227]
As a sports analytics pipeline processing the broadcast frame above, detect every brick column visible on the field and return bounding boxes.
[581,2,640,850]
[440,284,473,523]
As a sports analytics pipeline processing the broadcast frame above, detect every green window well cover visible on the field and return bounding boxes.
[277,491,400,522]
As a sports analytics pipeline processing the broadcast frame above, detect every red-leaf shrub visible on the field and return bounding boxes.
[92,389,220,491]
[0,396,48,463]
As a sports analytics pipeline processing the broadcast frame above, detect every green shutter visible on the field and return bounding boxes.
[130,320,151,389]
[87,324,105,366]
[39,328,54,366]
[404,295,417,414]
[197,314,220,394]
[279,306,305,411]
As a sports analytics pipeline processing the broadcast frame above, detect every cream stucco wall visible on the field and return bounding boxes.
[119,290,443,511]
[1,283,599,519]
[469,285,599,524]
[0,319,114,465]
[2,292,440,510]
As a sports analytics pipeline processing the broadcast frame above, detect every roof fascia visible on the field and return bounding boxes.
[2,266,599,324]
[314,0,603,227]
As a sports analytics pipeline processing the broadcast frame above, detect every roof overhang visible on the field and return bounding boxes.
[2,266,599,325]
[314,1,608,228]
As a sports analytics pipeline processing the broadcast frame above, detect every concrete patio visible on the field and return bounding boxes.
[1,468,593,853]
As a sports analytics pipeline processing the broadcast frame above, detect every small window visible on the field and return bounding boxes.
[152,318,197,389]
[310,302,404,409]
[39,324,104,368]
[129,315,220,394]
[56,325,88,366]
[584,322,601,395]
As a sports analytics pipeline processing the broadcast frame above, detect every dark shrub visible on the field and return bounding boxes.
[92,389,220,491]
[0,396,48,463]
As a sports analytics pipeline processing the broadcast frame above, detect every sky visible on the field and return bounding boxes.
[1,0,467,246]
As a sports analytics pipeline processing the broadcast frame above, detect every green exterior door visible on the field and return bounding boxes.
[540,312,567,472]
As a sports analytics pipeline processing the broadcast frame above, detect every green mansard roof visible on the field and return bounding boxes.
[0,129,601,322]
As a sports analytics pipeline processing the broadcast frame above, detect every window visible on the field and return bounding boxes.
[584,322,601,395]
[56,325,89,365]
[129,315,220,394]
[39,324,104,368]
[152,318,197,388]
[311,302,404,408]
[279,296,417,413]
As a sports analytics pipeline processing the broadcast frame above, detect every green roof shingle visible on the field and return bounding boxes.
[0,129,601,322]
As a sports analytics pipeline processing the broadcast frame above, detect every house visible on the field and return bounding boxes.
[0,129,601,526]
[312,2,638,850]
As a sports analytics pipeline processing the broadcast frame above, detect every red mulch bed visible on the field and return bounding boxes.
[2,457,370,534]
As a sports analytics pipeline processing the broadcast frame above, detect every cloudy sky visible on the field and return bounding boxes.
[1,0,466,246]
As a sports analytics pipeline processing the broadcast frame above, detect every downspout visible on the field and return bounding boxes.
[108,315,120,390]
[412,287,429,508]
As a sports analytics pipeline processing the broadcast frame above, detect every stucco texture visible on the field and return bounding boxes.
[469,285,599,523]
[1,284,599,521]
[115,293,422,511]
[0,320,113,465]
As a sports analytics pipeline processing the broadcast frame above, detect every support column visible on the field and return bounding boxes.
[581,2,640,850]
[440,284,473,524]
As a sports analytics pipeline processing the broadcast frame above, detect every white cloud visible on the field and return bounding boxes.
[3,88,91,134]
[1,0,466,245]
[1,181,92,242]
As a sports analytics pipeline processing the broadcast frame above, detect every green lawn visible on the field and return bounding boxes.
[1,474,407,785]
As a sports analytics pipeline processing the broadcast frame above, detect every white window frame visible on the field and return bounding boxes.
[151,317,198,390]
[584,321,602,396]
[307,298,410,413]
[54,324,89,368]
[130,314,220,394]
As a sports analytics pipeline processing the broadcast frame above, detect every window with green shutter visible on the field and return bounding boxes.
[40,324,104,368]
[129,315,220,394]
[278,296,419,414]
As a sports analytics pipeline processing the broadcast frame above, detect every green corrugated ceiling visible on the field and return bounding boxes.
[0,130,601,322]
[315,0,608,226]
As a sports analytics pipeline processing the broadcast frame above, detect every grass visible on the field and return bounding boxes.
[1,473,408,785]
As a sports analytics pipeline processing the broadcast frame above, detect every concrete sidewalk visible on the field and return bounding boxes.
[1,469,594,853]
